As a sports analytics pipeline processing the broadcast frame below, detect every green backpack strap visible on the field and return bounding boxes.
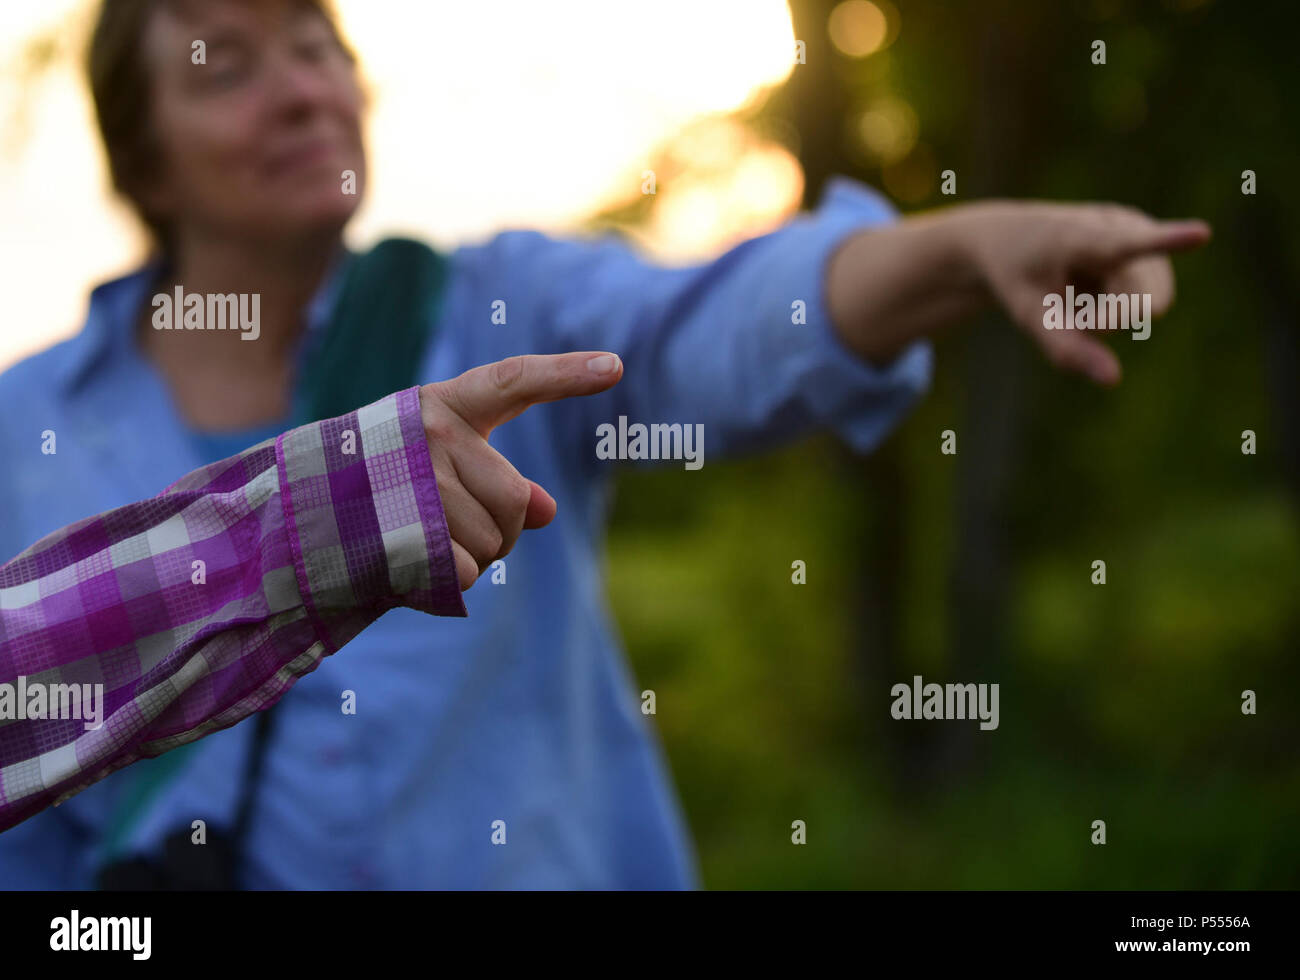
[97,238,448,878]
[293,237,449,425]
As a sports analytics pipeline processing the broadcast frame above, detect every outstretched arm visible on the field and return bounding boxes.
[454,180,1207,474]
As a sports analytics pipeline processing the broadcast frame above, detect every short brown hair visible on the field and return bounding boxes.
[86,0,353,252]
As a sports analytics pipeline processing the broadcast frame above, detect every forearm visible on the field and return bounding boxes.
[0,386,462,833]
[826,206,990,367]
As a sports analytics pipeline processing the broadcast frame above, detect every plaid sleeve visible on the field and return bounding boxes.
[0,385,464,833]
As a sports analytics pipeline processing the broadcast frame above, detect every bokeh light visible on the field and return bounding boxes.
[853,96,918,164]
[827,1,889,58]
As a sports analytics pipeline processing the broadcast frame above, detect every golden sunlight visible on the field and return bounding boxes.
[0,0,799,370]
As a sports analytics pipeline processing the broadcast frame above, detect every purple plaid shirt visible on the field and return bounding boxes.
[0,386,463,833]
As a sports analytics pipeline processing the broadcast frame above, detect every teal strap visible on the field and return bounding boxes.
[99,743,200,865]
[292,238,448,426]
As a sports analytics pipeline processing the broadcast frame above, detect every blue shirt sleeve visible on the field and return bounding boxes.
[444,175,934,469]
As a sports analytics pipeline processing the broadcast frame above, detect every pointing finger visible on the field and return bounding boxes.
[435,352,623,438]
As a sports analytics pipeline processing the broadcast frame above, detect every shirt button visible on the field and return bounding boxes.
[319,746,345,766]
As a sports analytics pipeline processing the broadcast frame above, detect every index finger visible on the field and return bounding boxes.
[1081,209,1211,267]
[441,351,624,437]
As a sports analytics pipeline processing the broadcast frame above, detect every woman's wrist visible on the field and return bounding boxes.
[827,205,993,366]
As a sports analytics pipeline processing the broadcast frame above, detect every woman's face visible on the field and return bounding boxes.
[141,0,366,247]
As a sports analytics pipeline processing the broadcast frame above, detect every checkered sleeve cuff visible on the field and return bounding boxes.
[277,385,468,649]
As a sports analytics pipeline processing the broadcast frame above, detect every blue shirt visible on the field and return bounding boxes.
[0,176,931,889]
[188,422,290,466]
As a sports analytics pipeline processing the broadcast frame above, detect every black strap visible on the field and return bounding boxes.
[230,704,278,854]
[96,239,447,889]
[227,238,449,873]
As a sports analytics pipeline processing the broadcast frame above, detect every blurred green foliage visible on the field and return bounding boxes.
[602,0,1300,888]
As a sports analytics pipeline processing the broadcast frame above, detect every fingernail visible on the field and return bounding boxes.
[587,354,619,374]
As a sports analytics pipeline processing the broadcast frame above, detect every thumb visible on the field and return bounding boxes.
[523,480,557,530]
[438,351,623,437]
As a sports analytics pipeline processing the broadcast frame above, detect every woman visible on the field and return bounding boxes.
[0,0,1206,888]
